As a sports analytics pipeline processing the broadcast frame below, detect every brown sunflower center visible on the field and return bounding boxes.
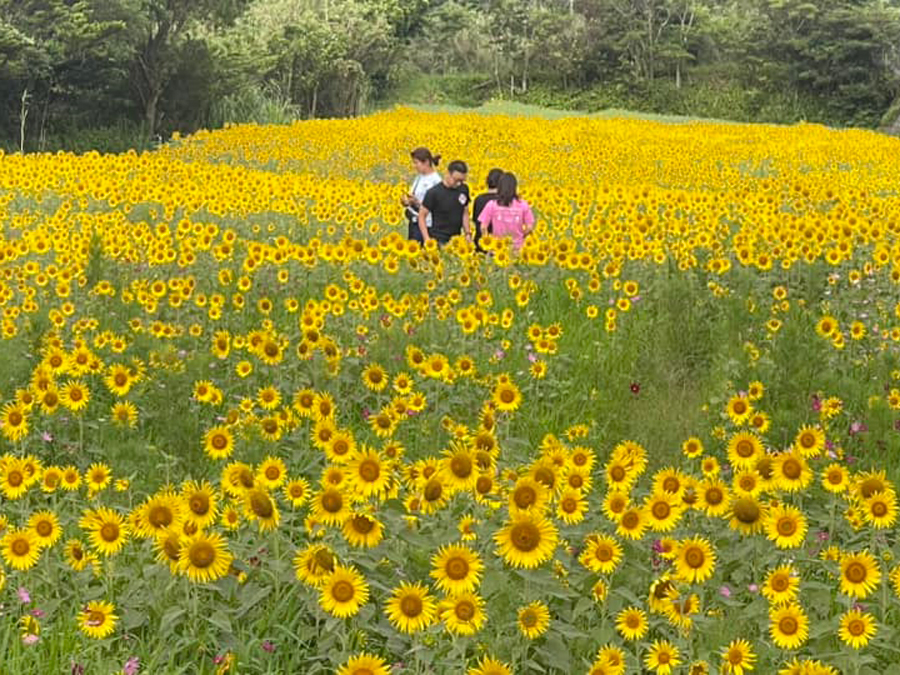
[400,594,423,617]
[446,556,469,580]
[510,522,541,552]
[845,562,867,584]
[100,523,119,542]
[189,541,216,568]
[331,580,355,603]
[684,546,705,568]
[454,600,475,621]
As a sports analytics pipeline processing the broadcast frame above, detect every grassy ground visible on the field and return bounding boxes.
[405,100,736,125]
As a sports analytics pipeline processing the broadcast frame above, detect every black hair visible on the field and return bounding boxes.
[447,160,468,174]
[486,168,504,189]
[410,147,440,167]
[497,172,518,206]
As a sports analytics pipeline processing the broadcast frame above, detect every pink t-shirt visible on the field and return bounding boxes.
[478,198,535,249]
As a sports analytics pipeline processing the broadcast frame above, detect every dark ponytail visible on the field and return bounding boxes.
[411,147,440,167]
[497,172,518,207]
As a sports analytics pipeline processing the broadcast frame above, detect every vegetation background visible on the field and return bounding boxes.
[3,0,900,154]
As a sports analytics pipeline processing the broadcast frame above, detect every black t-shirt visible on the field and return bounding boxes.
[473,192,498,232]
[422,182,470,241]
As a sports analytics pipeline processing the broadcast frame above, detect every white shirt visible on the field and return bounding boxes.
[409,171,442,228]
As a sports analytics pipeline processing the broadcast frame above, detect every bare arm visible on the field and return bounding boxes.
[462,208,471,239]
[418,206,430,242]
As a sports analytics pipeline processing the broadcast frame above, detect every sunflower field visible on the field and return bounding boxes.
[1,107,900,675]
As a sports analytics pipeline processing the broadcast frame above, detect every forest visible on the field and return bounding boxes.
[3,0,900,152]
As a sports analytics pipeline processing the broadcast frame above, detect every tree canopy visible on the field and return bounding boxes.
[2,0,900,150]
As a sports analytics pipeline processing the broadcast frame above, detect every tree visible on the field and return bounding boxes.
[129,0,249,137]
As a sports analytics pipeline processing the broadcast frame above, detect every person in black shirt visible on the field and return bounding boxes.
[418,160,472,245]
[472,167,503,253]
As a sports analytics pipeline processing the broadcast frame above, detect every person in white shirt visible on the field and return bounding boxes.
[401,147,442,243]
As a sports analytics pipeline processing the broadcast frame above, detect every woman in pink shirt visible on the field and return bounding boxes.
[476,172,535,251]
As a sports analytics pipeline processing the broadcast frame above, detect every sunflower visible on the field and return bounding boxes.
[732,469,763,498]
[312,486,350,525]
[1,528,41,570]
[508,476,549,515]
[283,477,310,507]
[839,550,881,599]
[325,430,356,464]
[111,401,138,427]
[64,539,91,571]
[726,431,763,469]
[698,478,731,517]
[244,487,280,532]
[84,507,130,556]
[492,381,522,412]
[385,581,437,633]
[769,602,808,650]
[293,544,336,587]
[347,447,390,499]
[644,491,683,532]
[60,465,82,490]
[28,510,62,548]
[467,656,512,675]
[579,534,622,574]
[605,458,636,491]
[258,415,283,442]
[0,457,30,499]
[838,608,877,649]
[256,456,287,489]
[720,639,755,675]
[654,467,688,498]
[312,392,336,421]
[79,600,117,639]
[793,425,824,458]
[320,564,369,618]
[154,530,182,574]
[729,497,766,535]
[726,395,753,425]
[342,513,383,548]
[419,475,450,514]
[134,492,184,538]
[59,380,90,412]
[674,536,716,584]
[337,653,390,675]
[494,512,558,569]
[439,591,486,635]
[854,470,891,500]
[821,463,849,493]
[771,452,812,492]
[1,402,29,442]
[762,565,799,606]
[645,639,681,675]
[182,480,218,528]
[615,606,648,641]
[430,543,483,594]
[442,442,478,492]
[222,462,256,497]
[862,490,897,529]
[517,600,550,639]
[682,437,704,458]
[178,532,233,583]
[40,466,62,493]
[292,388,316,417]
[104,364,133,396]
[616,506,649,540]
[665,593,700,632]
[85,463,112,493]
[362,363,389,392]
[765,504,808,549]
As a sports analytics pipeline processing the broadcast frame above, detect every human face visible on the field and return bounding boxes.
[413,158,431,174]
[448,171,467,188]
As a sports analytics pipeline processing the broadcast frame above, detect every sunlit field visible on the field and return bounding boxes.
[1,107,900,674]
